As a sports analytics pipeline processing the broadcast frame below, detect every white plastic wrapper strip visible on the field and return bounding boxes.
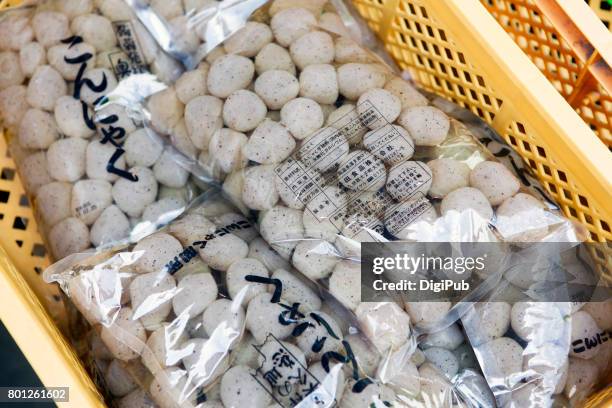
[45,191,496,408]
[0,0,211,261]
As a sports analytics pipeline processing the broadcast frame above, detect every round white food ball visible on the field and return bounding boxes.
[0,51,24,91]
[272,268,322,312]
[207,54,255,99]
[18,152,53,195]
[319,11,350,36]
[141,324,188,374]
[47,42,97,81]
[111,167,159,217]
[47,138,88,182]
[334,37,372,64]
[384,77,428,109]
[153,149,189,188]
[175,66,208,104]
[90,205,131,247]
[405,301,451,327]
[290,31,335,70]
[440,187,493,221]
[363,124,415,165]
[104,360,137,397]
[170,119,198,160]
[483,337,524,378]
[71,14,116,52]
[337,63,387,100]
[299,63,338,105]
[274,159,323,210]
[208,128,248,173]
[32,11,70,47]
[495,192,550,242]
[224,22,273,57]
[100,307,146,361]
[570,311,601,360]
[357,88,401,130]
[281,97,324,140]
[564,357,599,400]
[397,106,450,146]
[223,90,267,132]
[418,363,453,402]
[146,87,183,135]
[295,311,343,360]
[36,181,72,228]
[54,96,95,139]
[469,302,511,345]
[248,237,291,272]
[386,161,432,202]
[329,261,360,311]
[427,158,470,198]
[201,299,245,348]
[355,302,411,352]
[27,65,67,111]
[384,197,438,240]
[226,258,270,306]
[85,140,126,182]
[469,161,521,206]
[79,68,118,106]
[19,42,46,77]
[184,95,224,150]
[255,43,296,75]
[242,165,279,210]
[221,365,272,408]
[173,272,218,317]
[133,232,183,274]
[18,108,58,149]
[338,150,386,191]
[124,128,163,167]
[70,179,113,225]
[243,119,296,164]
[303,185,347,241]
[340,380,382,408]
[259,206,305,259]
[198,232,249,272]
[254,70,299,110]
[49,217,90,258]
[246,293,293,342]
[270,8,316,47]
[326,104,367,145]
[0,15,33,51]
[421,324,464,350]
[129,271,176,330]
[292,239,340,280]
[0,85,28,130]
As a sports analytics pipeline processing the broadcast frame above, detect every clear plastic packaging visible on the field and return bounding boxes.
[0,0,204,261]
[460,243,612,408]
[45,190,497,408]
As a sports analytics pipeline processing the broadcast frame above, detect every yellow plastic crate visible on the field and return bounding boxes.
[0,0,610,407]
[481,0,612,150]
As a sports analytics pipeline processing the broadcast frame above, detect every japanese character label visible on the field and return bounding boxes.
[572,330,610,355]
[111,21,149,80]
[252,334,336,408]
[165,220,253,274]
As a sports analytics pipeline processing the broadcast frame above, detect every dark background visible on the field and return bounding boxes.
[0,321,55,408]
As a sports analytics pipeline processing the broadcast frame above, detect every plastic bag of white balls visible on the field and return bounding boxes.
[460,279,612,407]
[45,190,497,408]
[137,0,578,247]
[0,0,217,260]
